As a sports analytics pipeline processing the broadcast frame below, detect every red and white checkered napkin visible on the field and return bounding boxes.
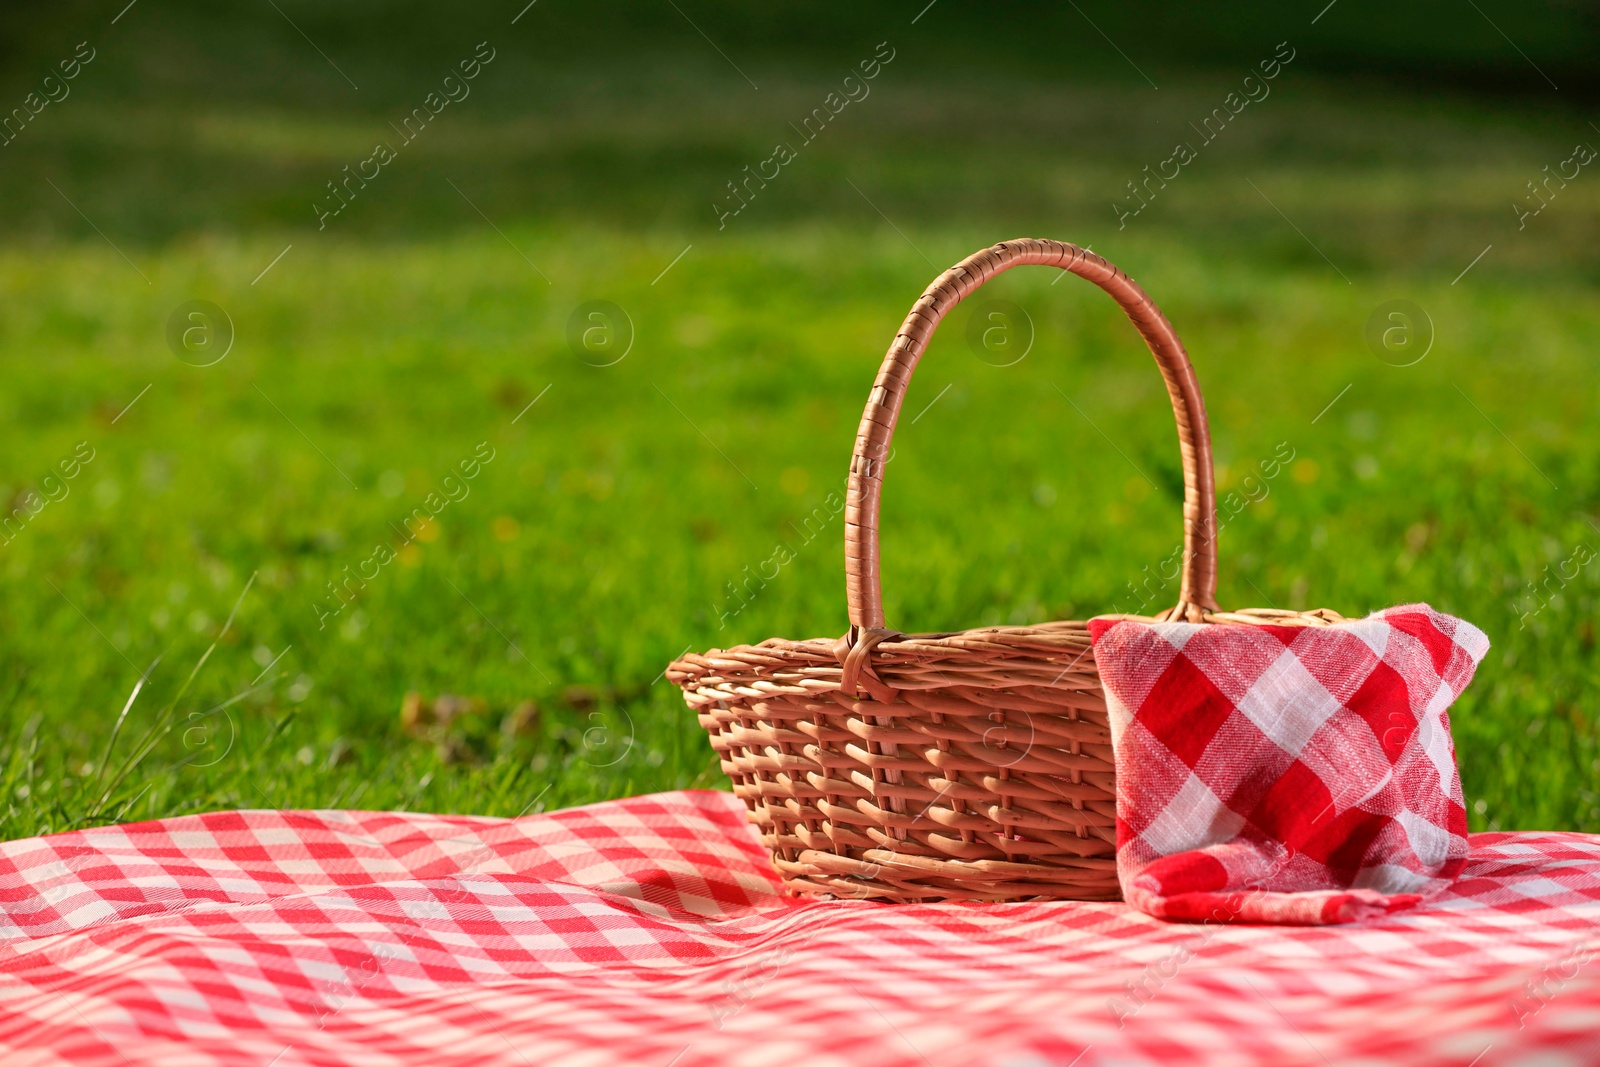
[1088,603,1491,925]
[6,792,1600,1066]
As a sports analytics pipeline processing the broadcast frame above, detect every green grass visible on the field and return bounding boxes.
[1,3,1597,841]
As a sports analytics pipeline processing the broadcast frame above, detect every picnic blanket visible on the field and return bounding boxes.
[2,790,1598,1066]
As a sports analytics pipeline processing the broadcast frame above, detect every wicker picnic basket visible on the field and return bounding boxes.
[667,239,1339,903]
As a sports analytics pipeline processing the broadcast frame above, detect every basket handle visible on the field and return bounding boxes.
[844,238,1218,641]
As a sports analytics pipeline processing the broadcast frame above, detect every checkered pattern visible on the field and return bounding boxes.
[3,790,1599,1066]
[1088,604,1491,924]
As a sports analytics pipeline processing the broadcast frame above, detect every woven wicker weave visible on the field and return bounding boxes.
[667,239,1339,903]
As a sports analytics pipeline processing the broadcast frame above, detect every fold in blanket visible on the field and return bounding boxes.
[1088,604,1489,924]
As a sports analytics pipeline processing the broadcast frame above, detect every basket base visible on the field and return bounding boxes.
[777,849,1121,904]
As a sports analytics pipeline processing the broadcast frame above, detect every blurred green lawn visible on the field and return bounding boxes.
[1,1,1596,840]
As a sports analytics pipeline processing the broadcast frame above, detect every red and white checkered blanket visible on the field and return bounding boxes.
[1089,604,1490,924]
[2,791,1599,1065]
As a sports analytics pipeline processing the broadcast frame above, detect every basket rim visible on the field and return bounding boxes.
[668,606,1347,683]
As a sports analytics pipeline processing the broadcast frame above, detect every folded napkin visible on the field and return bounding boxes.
[1088,604,1489,924]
